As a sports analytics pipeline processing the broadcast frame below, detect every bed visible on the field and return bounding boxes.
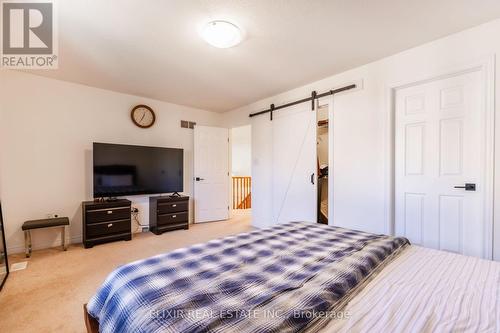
[322,245,500,332]
[84,222,500,333]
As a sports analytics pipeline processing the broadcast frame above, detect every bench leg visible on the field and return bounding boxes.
[62,226,68,251]
[24,230,32,258]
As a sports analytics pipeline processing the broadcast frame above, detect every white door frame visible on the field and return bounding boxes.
[384,56,495,259]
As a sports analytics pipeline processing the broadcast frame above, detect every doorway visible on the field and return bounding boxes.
[317,105,329,224]
[231,125,252,217]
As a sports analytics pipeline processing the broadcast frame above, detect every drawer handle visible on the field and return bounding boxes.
[107,210,113,214]
[172,215,177,218]
[172,204,177,207]
[107,223,113,228]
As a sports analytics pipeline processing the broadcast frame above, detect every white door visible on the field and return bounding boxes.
[272,104,317,224]
[395,70,489,258]
[194,126,229,223]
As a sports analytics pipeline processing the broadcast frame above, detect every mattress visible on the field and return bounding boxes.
[86,222,408,333]
[321,246,500,332]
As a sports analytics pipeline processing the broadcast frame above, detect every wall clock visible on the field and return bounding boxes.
[131,104,156,128]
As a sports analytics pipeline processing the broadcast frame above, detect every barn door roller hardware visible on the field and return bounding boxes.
[248,84,356,120]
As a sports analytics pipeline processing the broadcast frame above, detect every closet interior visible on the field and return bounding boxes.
[317,105,329,224]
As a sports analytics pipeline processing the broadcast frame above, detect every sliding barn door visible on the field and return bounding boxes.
[272,104,317,224]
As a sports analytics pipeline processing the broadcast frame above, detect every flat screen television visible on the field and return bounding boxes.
[93,143,183,198]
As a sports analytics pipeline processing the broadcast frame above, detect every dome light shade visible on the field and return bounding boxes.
[201,20,242,48]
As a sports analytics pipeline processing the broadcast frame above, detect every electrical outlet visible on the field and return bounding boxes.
[131,207,139,213]
[141,226,149,233]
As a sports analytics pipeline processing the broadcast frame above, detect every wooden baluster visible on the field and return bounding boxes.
[248,177,251,208]
[233,177,236,209]
[246,177,249,208]
[239,178,242,209]
[250,177,252,208]
[236,177,239,209]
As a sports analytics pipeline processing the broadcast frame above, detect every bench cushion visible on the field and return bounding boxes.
[22,217,69,230]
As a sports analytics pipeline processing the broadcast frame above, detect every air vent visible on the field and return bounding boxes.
[11,261,28,271]
[181,121,197,129]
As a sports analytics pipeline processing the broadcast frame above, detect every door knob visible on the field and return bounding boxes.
[195,177,205,181]
[454,183,476,191]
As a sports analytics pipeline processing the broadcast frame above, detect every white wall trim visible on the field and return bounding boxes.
[384,55,496,259]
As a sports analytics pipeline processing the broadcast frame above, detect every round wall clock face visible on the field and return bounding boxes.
[131,105,156,128]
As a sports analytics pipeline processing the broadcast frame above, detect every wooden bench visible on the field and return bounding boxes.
[21,217,69,258]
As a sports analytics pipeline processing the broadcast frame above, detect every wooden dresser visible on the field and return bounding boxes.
[82,199,132,248]
[149,196,189,235]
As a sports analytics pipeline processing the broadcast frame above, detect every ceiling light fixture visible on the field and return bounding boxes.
[201,20,242,48]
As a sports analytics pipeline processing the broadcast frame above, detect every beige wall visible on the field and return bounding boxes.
[0,71,223,253]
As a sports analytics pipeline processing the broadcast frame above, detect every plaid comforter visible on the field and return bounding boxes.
[87,222,409,333]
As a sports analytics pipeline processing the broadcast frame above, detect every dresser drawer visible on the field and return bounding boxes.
[157,212,188,225]
[86,206,130,224]
[86,219,130,238]
[157,201,188,214]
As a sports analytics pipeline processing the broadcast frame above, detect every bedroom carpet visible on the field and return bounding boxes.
[0,210,252,333]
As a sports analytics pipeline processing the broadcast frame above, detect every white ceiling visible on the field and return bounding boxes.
[31,0,500,112]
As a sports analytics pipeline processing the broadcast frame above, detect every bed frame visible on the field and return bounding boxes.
[83,304,99,333]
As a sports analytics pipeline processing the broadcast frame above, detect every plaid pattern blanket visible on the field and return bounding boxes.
[87,222,409,333]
